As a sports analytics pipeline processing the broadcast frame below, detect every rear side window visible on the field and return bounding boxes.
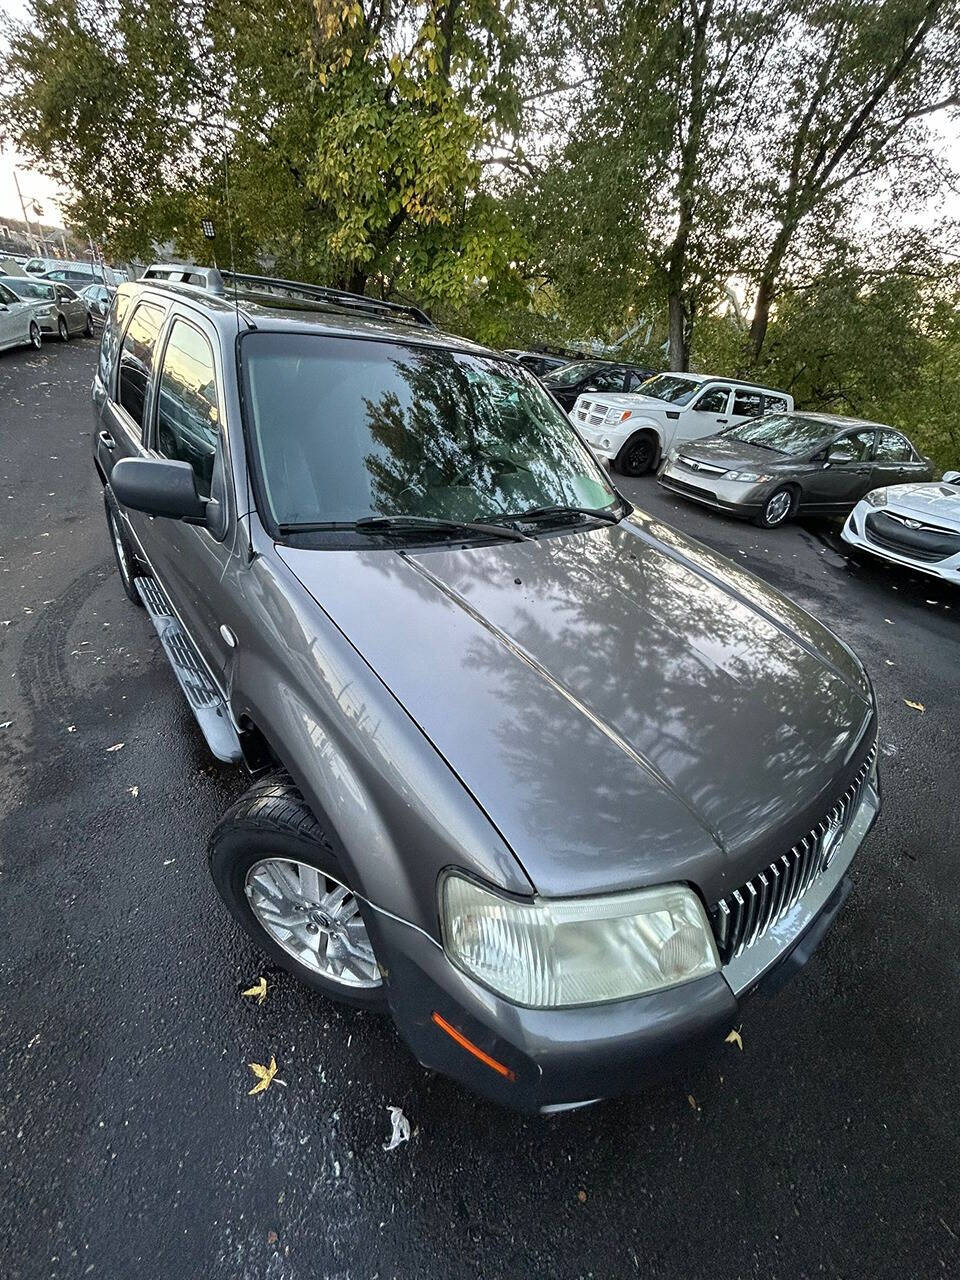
[155,320,221,497]
[733,389,764,417]
[117,302,164,429]
[764,394,789,414]
[98,293,131,388]
[875,430,913,462]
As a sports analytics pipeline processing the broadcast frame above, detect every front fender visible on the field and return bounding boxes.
[226,550,531,939]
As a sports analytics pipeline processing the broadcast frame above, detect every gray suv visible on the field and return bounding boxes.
[93,268,881,1112]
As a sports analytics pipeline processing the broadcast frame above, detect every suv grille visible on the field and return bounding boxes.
[573,400,610,428]
[709,742,877,964]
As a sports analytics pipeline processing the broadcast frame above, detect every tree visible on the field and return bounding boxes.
[0,0,538,306]
[745,0,960,358]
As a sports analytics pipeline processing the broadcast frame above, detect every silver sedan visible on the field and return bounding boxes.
[842,473,960,584]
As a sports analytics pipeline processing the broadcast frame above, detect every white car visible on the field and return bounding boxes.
[841,472,960,584]
[0,278,44,353]
[571,372,794,475]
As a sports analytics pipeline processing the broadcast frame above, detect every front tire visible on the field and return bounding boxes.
[57,314,69,342]
[85,313,95,337]
[753,486,795,528]
[29,321,41,350]
[209,774,385,1008]
[614,431,658,476]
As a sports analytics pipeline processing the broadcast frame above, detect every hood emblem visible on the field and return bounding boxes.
[903,517,921,529]
[820,812,845,869]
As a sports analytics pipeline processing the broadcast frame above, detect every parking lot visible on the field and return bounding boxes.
[1,337,958,1279]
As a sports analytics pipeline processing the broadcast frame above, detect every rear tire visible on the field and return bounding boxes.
[614,432,658,476]
[57,315,69,342]
[85,313,94,337]
[753,486,795,529]
[209,774,386,1008]
[105,499,142,605]
[29,321,41,350]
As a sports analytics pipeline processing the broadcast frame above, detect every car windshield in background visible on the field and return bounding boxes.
[637,374,701,405]
[241,335,617,532]
[0,276,54,301]
[726,413,830,455]
[542,361,602,386]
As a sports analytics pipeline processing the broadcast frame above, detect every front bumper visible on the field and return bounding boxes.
[657,460,772,516]
[369,779,880,1113]
[574,421,625,460]
[842,504,960,584]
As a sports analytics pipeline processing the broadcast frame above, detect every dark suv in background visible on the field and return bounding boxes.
[92,266,880,1112]
[541,358,658,410]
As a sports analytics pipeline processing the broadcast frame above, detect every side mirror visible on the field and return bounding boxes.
[111,457,212,525]
[942,470,960,483]
[98,300,108,316]
[826,446,855,466]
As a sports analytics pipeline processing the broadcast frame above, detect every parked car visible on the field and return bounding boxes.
[0,274,59,334]
[25,256,111,285]
[0,278,44,353]
[504,349,582,379]
[841,471,960,583]
[658,412,933,528]
[572,372,793,476]
[541,359,658,412]
[92,266,880,1112]
[80,281,115,327]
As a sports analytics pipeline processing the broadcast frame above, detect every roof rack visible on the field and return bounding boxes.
[139,263,434,327]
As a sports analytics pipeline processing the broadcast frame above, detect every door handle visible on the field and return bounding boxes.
[716,417,728,424]
[98,430,116,450]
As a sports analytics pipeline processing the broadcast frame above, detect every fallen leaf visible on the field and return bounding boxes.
[267,1230,279,1246]
[884,660,894,666]
[106,742,124,753]
[127,784,139,797]
[383,1105,411,1150]
[687,1094,698,1111]
[725,1028,743,1051]
[0,721,12,730]
[884,618,894,625]
[67,724,77,732]
[903,700,925,713]
[577,1189,588,1203]
[247,1056,278,1096]
[242,977,268,1005]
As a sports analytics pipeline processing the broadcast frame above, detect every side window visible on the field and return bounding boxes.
[693,386,730,414]
[829,430,875,463]
[732,389,764,418]
[587,367,624,392]
[98,292,131,388]
[0,283,18,305]
[117,301,164,429]
[155,320,221,497]
[875,430,912,462]
[764,394,788,414]
[626,370,647,391]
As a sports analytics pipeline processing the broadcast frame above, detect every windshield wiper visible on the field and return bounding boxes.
[508,503,622,526]
[354,514,534,542]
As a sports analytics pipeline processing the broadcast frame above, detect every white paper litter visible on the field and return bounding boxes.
[383,1105,411,1151]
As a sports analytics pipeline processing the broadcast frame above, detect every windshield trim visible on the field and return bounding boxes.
[235,328,619,547]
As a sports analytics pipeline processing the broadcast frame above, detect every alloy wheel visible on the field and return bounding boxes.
[58,315,68,342]
[764,490,792,525]
[29,322,41,350]
[244,857,382,988]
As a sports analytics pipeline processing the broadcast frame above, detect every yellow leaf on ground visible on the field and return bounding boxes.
[242,977,268,1005]
[247,1056,278,1095]
[725,1028,743,1051]
[903,699,925,712]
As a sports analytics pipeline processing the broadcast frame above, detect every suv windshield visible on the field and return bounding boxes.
[637,374,701,405]
[241,334,617,531]
[726,413,830,455]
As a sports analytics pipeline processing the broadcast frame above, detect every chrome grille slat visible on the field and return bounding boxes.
[709,742,876,964]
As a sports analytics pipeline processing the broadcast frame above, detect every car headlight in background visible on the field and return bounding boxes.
[723,471,774,483]
[440,874,720,1007]
[865,488,888,507]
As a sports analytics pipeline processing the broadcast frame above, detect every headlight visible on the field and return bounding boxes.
[723,470,774,483]
[865,488,887,507]
[606,408,633,424]
[440,874,720,1007]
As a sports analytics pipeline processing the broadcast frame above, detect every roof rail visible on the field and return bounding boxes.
[220,271,434,327]
[140,262,434,327]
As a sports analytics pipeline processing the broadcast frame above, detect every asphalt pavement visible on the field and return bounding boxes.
[1,338,958,1280]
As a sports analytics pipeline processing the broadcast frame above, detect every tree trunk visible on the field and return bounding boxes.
[347,265,367,295]
[748,274,775,360]
[668,291,688,371]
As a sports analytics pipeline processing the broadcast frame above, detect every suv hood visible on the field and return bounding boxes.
[883,481,960,524]
[277,514,873,903]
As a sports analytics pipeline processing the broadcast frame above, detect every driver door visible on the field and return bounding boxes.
[677,386,731,443]
[805,430,876,508]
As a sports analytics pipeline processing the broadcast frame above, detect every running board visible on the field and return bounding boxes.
[134,576,243,763]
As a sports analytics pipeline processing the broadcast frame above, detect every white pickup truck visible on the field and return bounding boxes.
[571,372,794,475]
